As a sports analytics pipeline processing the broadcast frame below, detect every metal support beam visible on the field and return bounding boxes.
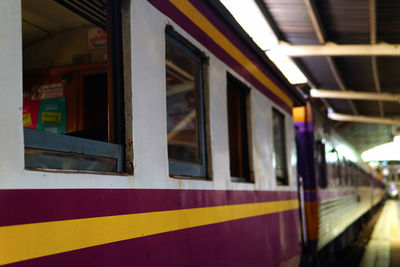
[328,113,400,127]
[369,0,384,117]
[303,0,326,44]
[277,42,400,57]
[371,57,384,116]
[301,0,340,115]
[369,0,377,44]
[326,57,358,115]
[311,89,400,102]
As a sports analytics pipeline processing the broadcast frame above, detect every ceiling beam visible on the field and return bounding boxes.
[277,42,400,57]
[311,89,400,102]
[328,113,400,127]
[326,57,358,115]
[302,0,326,44]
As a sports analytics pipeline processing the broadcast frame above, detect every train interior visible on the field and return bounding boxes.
[21,0,119,172]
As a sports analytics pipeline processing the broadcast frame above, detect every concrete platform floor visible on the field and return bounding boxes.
[360,200,400,267]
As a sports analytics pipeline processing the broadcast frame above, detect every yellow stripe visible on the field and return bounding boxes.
[293,106,306,123]
[0,199,298,265]
[169,0,293,108]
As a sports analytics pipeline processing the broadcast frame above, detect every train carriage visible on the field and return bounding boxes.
[0,0,307,266]
[294,103,385,259]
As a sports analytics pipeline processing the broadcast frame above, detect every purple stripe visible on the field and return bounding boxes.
[294,121,314,132]
[189,0,293,98]
[304,190,358,202]
[8,210,301,267]
[147,0,292,114]
[0,189,298,227]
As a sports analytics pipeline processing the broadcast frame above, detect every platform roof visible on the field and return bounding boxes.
[254,0,400,153]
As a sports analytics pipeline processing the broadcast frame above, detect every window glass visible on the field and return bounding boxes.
[22,0,124,172]
[165,29,207,177]
[273,108,288,185]
[227,75,251,181]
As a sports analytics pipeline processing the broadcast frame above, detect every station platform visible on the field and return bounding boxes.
[360,200,400,267]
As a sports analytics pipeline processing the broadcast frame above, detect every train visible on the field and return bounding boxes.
[294,103,385,264]
[0,0,384,266]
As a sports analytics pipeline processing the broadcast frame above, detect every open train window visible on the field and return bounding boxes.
[227,74,251,182]
[165,27,207,178]
[22,0,124,173]
[273,108,288,185]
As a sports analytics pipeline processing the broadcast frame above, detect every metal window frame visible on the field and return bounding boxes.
[165,28,208,178]
[316,140,328,188]
[24,128,123,172]
[226,73,252,183]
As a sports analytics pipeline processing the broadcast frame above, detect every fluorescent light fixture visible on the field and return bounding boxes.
[265,51,307,84]
[220,0,307,84]
[362,141,400,162]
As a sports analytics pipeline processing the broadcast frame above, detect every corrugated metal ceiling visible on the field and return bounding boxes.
[256,0,400,153]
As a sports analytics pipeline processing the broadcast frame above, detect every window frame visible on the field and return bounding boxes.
[24,128,123,172]
[315,140,327,188]
[165,27,208,178]
[22,0,125,173]
[272,107,289,186]
[226,74,252,183]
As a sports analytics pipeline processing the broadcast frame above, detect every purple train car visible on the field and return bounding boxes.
[1,0,308,266]
[294,103,385,263]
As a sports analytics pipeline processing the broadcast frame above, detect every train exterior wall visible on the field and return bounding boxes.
[294,105,385,252]
[0,0,301,266]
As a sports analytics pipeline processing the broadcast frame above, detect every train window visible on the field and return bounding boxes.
[342,160,348,185]
[165,27,207,177]
[227,75,251,182]
[349,162,355,186]
[330,148,341,186]
[315,140,327,188]
[22,0,125,173]
[337,161,343,186]
[273,108,288,185]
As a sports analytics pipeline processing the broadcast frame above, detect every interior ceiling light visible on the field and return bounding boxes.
[220,0,307,84]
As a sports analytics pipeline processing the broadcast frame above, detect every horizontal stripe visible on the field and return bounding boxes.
[293,106,306,123]
[0,189,298,227]
[304,190,358,202]
[8,210,301,267]
[147,0,292,113]
[294,121,313,133]
[169,0,293,108]
[317,201,372,251]
[191,1,293,99]
[0,199,299,265]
